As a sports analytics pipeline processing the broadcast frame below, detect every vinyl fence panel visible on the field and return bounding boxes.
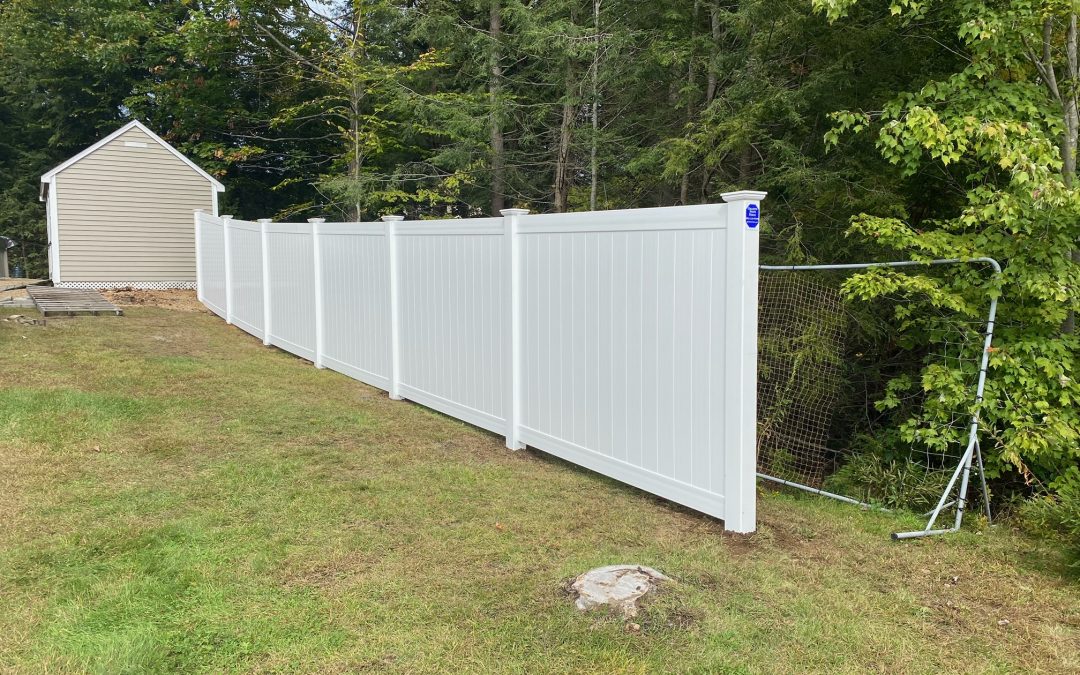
[195,211,226,318]
[516,204,758,531]
[264,222,316,361]
[225,219,265,338]
[395,218,507,435]
[318,222,393,389]
[195,193,764,532]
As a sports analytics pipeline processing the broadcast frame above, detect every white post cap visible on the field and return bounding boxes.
[500,208,530,216]
[257,218,273,224]
[307,217,326,223]
[381,215,405,222]
[720,191,768,202]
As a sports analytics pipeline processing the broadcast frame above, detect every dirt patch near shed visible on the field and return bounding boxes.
[1,287,30,303]
[101,288,205,313]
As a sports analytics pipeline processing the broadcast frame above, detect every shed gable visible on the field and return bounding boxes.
[56,127,210,184]
[51,126,217,283]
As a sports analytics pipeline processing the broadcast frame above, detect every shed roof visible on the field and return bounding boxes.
[39,120,225,200]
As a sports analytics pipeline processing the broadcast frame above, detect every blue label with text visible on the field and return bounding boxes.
[745,203,760,228]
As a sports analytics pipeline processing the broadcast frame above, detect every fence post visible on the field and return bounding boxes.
[221,214,234,324]
[501,208,530,450]
[193,209,205,303]
[309,217,327,369]
[258,218,273,345]
[381,215,405,400]
[720,190,767,534]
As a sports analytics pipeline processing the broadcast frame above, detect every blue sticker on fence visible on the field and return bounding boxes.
[745,203,760,229]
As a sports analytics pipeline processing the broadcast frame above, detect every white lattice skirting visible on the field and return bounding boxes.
[56,281,197,290]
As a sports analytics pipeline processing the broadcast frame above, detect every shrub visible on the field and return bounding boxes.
[1020,467,1080,569]
[823,452,954,512]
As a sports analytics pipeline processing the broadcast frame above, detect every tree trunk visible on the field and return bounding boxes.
[489,1,505,216]
[1063,15,1079,332]
[738,144,754,185]
[700,2,723,201]
[554,63,575,213]
[350,82,362,221]
[589,0,600,211]
[1064,15,1077,187]
[348,9,365,222]
[680,3,699,205]
[680,56,696,205]
[705,1,721,105]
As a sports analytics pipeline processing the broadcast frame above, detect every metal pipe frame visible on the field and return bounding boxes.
[757,258,1001,540]
[757,472,885,510]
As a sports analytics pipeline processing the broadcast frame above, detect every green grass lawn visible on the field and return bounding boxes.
[1,306,1078,674]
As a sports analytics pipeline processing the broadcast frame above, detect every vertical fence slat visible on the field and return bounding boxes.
[194,209,205,303]
[309,218,326,369]
[502,208,529,450]
[382,215,404,400]
[221,215,234,324]
[258,219,273,346]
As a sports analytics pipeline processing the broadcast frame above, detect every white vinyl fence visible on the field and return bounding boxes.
[194,192,764,532]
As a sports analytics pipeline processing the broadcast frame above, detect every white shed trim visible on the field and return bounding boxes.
[45,177,60,283]
[39,119,225,194]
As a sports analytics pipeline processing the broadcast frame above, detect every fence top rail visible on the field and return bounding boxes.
[253,221,385,236]
[519,203,731,233]
[227,219,262,232]
[319,222,384,236]
[239,201,769,237]
[257,218,506,237]
[264,222,314,234]
[396,217,503,236]
[195,211,223,227]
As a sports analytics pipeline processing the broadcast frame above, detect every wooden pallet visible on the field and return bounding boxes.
[26,286,123,317]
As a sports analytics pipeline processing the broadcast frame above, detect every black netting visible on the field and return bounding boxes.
[757,272,846,486]
[756,267,988,500]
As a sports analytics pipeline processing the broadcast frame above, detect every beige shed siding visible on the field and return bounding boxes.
[55,127,214,282]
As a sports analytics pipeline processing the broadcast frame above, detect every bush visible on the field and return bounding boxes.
[823,452,954,512]
[1020,467,1080,568]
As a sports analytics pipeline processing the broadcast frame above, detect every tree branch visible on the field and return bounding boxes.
[1044,17,1062,101]
[253,20,330,77]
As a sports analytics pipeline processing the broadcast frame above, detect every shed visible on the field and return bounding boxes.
[39,120,225,288]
